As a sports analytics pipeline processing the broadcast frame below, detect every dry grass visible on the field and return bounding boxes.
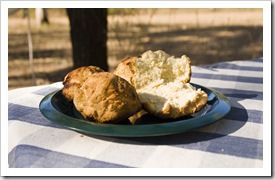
[8,8,263,89]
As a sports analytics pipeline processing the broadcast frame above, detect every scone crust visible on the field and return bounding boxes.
[113,56,137,85]
[73,72,142,123]
[62,66,104,101]
[181,55,192,83]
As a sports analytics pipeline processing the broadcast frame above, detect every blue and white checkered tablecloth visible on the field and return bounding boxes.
[7,58,265,172]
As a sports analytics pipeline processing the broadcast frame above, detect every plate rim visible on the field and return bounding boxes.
[39,83,231,137]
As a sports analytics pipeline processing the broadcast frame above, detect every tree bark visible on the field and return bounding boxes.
[66,8,108,71]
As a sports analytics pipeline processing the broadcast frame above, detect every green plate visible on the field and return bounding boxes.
[39,83,231,137]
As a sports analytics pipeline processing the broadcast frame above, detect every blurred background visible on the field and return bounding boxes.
[8,8,263,90]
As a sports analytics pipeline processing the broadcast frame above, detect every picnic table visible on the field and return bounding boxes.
[7,58,268,175]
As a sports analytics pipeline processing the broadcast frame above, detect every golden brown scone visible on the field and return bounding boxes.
[73,72,142,123]
[62,66,104,101]
[113,56,137,86]
[114,50,192,89]
[114,50,208,119]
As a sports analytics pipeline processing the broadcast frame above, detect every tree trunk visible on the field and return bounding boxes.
[66,8,108,71]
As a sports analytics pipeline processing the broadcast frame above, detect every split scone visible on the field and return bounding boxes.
[62,66,104,101]
[114,50,208,119]
[73,72,142,123]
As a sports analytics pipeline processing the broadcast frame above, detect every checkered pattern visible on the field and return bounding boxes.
[8,58,263,168]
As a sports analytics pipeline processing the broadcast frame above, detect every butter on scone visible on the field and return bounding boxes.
[62,66,104,101]
[114,50,208,119]
[73,72,142,123]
